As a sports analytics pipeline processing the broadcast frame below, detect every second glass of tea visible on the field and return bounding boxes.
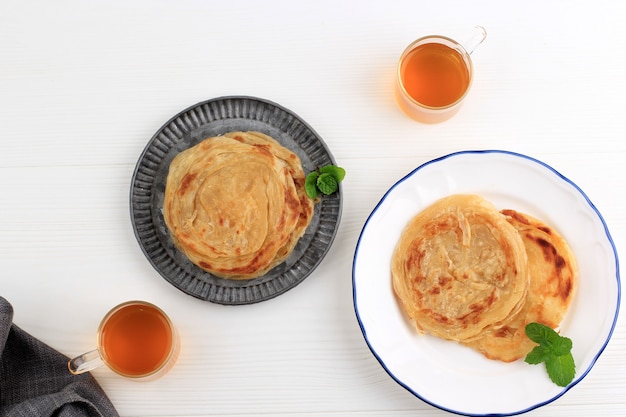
[395,26,487,123]
[68,300,180,381]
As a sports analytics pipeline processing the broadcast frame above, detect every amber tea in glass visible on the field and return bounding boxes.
[395,27,486,123]
[68,300,180,380]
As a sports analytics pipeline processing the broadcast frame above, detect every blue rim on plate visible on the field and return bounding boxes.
[352,150,620,416]
[130,96,342,305]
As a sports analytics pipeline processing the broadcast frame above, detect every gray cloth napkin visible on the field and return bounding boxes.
[0,297,120,417]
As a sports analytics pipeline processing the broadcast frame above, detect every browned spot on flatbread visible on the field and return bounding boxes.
[178,173,197,196]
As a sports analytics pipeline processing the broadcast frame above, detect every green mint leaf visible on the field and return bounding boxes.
[317,173,338,195]
[319,165,346,183]
[305,165,345,199]
[550,335,573,357]
[525,345,551,365]
[305,172,319,199]
[525,322,557,345]
[545,353,576,387]
[525,322,576,387]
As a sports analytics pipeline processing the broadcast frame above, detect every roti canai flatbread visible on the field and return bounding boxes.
[462,209,578,361]
[163,131,314,280]
[391,194,529,342]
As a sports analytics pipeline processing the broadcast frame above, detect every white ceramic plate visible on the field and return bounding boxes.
[352,150,620,416]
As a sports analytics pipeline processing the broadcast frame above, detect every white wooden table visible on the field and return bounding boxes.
[1,1,624,416]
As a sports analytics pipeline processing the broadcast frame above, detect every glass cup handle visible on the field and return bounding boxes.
[462,25,487,55]
[68,349,104,375]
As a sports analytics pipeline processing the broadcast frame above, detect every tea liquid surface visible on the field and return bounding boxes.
[400,42,469,108]
[100,303,172,376]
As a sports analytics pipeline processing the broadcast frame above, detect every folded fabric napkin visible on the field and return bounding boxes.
[0,297,120,417]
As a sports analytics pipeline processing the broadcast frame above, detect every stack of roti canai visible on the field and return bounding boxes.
[391,194,578,362]
[163,131,314,280]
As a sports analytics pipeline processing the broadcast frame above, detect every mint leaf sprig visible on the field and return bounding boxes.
[305,165,345,199]
[524,322,575,387]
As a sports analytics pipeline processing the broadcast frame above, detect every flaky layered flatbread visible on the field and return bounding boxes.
[462,209,578,361]
[163,131,314,280]
[391,194,530,342]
